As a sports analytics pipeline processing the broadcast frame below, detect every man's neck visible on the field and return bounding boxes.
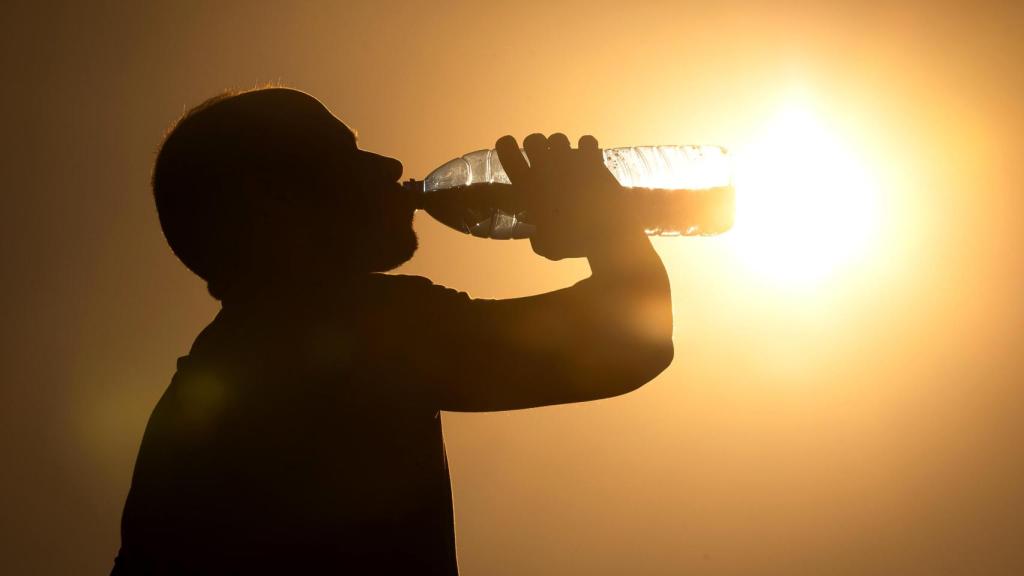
[220,272,369,317]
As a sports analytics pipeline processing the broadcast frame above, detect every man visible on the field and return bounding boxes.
[113,87,673,574]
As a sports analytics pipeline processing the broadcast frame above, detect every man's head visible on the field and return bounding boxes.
[153,88,416,300]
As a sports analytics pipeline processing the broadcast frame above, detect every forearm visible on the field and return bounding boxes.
[424,265,673,412]
[587,226,667,287]
[583,208,673,343]
[428,132,675,412]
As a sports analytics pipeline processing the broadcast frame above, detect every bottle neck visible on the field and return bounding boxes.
[402,179,427,209]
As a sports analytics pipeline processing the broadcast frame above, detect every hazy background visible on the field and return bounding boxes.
[2,1,1021,574]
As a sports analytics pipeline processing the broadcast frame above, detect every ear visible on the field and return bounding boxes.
[233,177,302,260]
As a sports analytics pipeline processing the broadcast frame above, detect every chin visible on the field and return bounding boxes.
[370,228,418,273]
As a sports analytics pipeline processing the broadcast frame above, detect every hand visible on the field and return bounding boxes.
[495,133,625,260]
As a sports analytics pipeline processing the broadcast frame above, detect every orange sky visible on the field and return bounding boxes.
[1,1,1021,573]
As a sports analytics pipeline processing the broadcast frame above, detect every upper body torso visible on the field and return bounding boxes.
[114,272,672,575]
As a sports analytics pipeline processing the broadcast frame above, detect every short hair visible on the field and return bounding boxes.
[152,88,334,299]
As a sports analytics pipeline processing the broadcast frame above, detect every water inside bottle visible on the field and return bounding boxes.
[418,183,734,239]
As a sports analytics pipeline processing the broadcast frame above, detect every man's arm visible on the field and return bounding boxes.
[407,133,673,412]
[410,276,672,412]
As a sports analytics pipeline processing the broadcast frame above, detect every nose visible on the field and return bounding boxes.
[365,151,403,182]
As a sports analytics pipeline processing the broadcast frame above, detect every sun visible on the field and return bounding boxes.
[725,100,880,289]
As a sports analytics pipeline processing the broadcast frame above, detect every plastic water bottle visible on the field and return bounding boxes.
[403,145,734,239]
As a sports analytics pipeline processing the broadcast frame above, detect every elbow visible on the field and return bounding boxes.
[624,291,674,386]
[653,336,675,375]
[627,306,675,388]
[636,336,674,387]
[596,336,674,400]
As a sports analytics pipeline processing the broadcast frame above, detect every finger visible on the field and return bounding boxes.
[531,235,565,262]
[578,134,598,150]
[549,132,571,151]
[578,134,601,161]
[523,133,550,171]
[495,135,528,183]
[548,132,571,165]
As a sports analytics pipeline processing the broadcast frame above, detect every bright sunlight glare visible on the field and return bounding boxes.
[726,100,880,289]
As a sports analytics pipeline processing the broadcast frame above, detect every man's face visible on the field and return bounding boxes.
[298,104,418,274]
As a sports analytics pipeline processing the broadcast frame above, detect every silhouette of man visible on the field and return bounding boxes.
[113,88,673,575]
